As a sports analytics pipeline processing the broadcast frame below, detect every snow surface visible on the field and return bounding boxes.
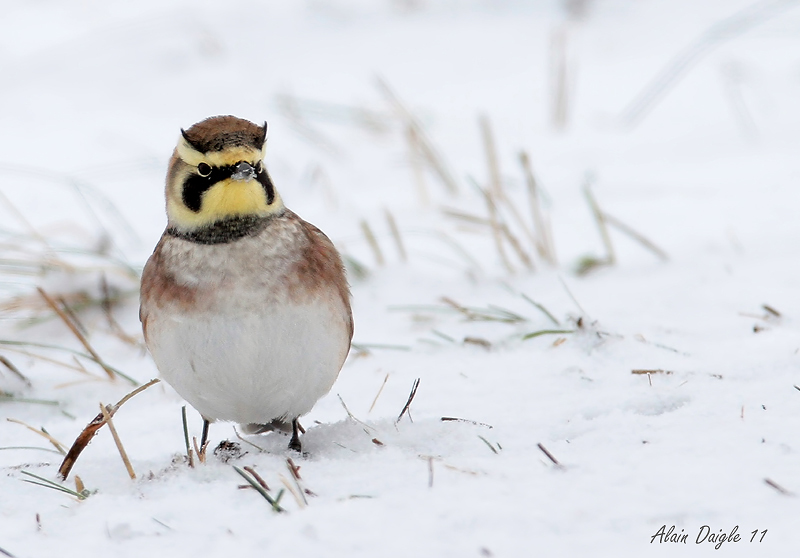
[2,0,800,556]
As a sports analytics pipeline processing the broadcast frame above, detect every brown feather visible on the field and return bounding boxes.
[289,216,354,341]
[181,116,266,153]
[140,236,204,312]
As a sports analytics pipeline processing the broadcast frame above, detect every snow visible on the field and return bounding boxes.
[2,0,800,556]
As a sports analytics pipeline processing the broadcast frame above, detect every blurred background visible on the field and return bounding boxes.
[2,0,798,284]
[3,1,800,555]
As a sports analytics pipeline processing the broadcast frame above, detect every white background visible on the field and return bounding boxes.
[2,1,800,556]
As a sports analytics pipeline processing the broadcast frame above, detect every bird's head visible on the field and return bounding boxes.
[165,115,283,230]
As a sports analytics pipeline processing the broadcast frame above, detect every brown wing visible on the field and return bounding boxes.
[292,216,354,343]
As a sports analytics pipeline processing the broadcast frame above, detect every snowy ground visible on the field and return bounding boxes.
[2,0,800,556]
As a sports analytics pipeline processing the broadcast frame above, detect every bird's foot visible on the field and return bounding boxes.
[195,418,211,463]
[289,418,302,453]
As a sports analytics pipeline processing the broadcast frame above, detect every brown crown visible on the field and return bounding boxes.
[180,116,267,153]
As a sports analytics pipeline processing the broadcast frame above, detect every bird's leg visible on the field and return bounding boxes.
[289,418,302,453]
[198,419,210,462]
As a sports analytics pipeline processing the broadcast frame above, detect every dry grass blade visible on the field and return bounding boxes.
[360,220,384,267]
[522,329,574,341]
[463,336,491,349]
[0,545,16,558]
[37,287,116,381]
[285,458,308,506]
[763,304,781,318]
[441,417,493,428]
[181,406,194,468]
[193,436,208,464]
[631,369,673,375]
[519,151,556,265]
[520,294,560,326]
[57,296,88,337]
[100,275,140,346]
[603,213,668,261]
[0,355,31,386]
[437,297,527,324]
[479,115,538,260]
[337,394,374,432]
[764,478,793,496]
[480,114,503,200]
[477,181,514,274]
[279,474,306,508]
[396,377,421,424]
[439,297,478,320]
[233,427,268,453]
[233,466,285,512]
[99,402,135,479]
[576,255,612,276]
[0,446,61,454]
[384,209,407,262]
[0,340,134,385]
[487,305,525,322]
[431,330,456,343]
[429,230,483,272]
[559,276,588,317]
[20,470,91,501]
[7,418,68,454]
[466,176,533,272]
[376,77,459,196]
[53,379,103,392]
[441,207,491,226]
[499,222,534,271]
[478,435,499,454]
[537,443,562,467]
[368,373,390,414]
[583,183,615,265]
[580,184,668,268]
[244,466,271,491]
[286,458,302,480]
[70,355,93,376]
[620,0,797,127]
[5,287,138,331]
[498,191,539,264]
[0,394,60,407]
[405,125,431,206]
[58,378,160,480]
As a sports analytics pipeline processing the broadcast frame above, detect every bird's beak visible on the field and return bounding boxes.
[231,161,256,181]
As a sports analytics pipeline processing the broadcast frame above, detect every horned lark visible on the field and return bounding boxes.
[140,115,353,453]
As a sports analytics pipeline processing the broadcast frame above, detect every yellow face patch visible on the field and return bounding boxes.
[166,140,283,230]
[202,179,268,217]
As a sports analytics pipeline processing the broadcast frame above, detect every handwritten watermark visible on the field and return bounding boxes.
[650,525,767,549]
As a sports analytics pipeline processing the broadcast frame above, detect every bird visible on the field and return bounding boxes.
[139,115,353,454]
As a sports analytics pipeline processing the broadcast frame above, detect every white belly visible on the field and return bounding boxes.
[147,301,349,424]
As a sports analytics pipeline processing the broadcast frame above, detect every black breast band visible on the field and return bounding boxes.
[166,213,281,245]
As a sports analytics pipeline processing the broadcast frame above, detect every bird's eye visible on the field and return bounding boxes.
[197,162,212,177]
